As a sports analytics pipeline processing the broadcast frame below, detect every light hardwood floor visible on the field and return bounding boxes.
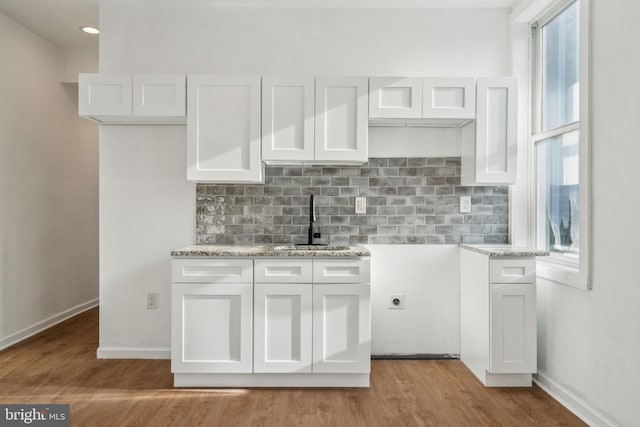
[0,308,586,426]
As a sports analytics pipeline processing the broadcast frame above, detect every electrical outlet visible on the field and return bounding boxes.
[146,293,159,310]
[388,294,405,309]
[460,196,472,213]
[355,197,367,214]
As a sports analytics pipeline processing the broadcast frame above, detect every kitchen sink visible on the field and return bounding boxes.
[273,245,351,251]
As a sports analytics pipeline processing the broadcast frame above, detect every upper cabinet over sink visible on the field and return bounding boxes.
[262,76,368,164]
[79,73,186,124]
[369,77,475,126]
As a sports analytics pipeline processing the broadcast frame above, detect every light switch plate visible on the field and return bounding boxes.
[355,197,367,214]
[460,196,471,213]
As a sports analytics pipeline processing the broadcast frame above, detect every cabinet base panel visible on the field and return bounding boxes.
[173,373,370,388]
[483,372,532,387]
[462,359,532,387]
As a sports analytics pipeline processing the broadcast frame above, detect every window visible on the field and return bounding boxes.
[531,0,591,289]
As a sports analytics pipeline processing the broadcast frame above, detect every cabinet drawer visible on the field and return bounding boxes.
[255,259,312,283]
[313,259,370,284]
[172,259,253,283]
[490,258,535,284]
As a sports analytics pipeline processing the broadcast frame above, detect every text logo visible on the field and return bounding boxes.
[0,405,69,426]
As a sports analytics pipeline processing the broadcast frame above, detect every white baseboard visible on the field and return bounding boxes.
[97,347,171,359]
[0,298,99,351]
[534,372,620,427]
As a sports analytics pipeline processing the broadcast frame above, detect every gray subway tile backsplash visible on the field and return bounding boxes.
[196,157,509,245]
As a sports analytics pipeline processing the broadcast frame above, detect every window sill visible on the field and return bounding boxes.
[537,256,590,290]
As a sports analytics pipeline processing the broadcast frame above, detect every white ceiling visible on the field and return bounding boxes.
[0,0,520,50]
[0,0,99,49]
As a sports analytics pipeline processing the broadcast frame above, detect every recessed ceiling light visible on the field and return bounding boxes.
[80,26,100,35]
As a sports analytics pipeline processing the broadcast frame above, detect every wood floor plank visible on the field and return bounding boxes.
[0,308,587,426]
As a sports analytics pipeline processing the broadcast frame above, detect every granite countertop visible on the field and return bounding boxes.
[171,244,371,257]
[459,244,549,257]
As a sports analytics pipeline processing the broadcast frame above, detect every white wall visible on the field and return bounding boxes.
[98,125,195,356]
[368,245,460,355]
[59,48,98,84]
[0,12,99,349]
[510,1,640,425]
[97,5,510,356]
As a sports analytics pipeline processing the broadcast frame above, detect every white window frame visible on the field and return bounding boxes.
[530,0,592,290]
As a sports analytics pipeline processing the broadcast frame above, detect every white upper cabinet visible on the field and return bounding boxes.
[132,74,186,117]
[79,74,132,118]
[369,77,423,119]
[262,76,315,162]
[461,77,518,185]
[422,77,475,119]
[315,76,369,163]
[79,73,186,124]
[262,76,368,164]
[369,76,475,126]
[187,75,263,183]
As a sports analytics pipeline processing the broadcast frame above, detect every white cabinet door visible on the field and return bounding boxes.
[132,74,185,117]
[369,77,422,119]
[262,76,315,162]
[172,283,253,373]
[463,77,517,185]
[254,283,312,373]
[187,75,263,183]
[314,77,368,163]
[313,283,371,373]
[79,73,132,117]
[489,283,536,374]
[422,77,475,119]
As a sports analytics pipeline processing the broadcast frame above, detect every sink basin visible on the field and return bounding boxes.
[273,245,351,251]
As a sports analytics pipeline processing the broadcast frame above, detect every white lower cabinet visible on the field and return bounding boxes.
[489,283,536,374]
[171,282,253,373]
[460,249,536,387]
[254,283,312,373]
[312,283,371,373]
[172,257,371,387]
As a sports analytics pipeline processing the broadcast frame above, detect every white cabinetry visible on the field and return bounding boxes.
[489,282,536,373]
[460,249,536,387]
[422,77,476,119]
[312,259,371,374]
[262,76,315,162]
[79,73,186,124]
[187,75,263,183]
[262,76,368,164]
[461,77,517,185]
[368,77,423,119]
[254,259,313,373]
[313,283,371,373]
[172,256,370,387]
[171,259,253,374]
[369,76,475,125]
